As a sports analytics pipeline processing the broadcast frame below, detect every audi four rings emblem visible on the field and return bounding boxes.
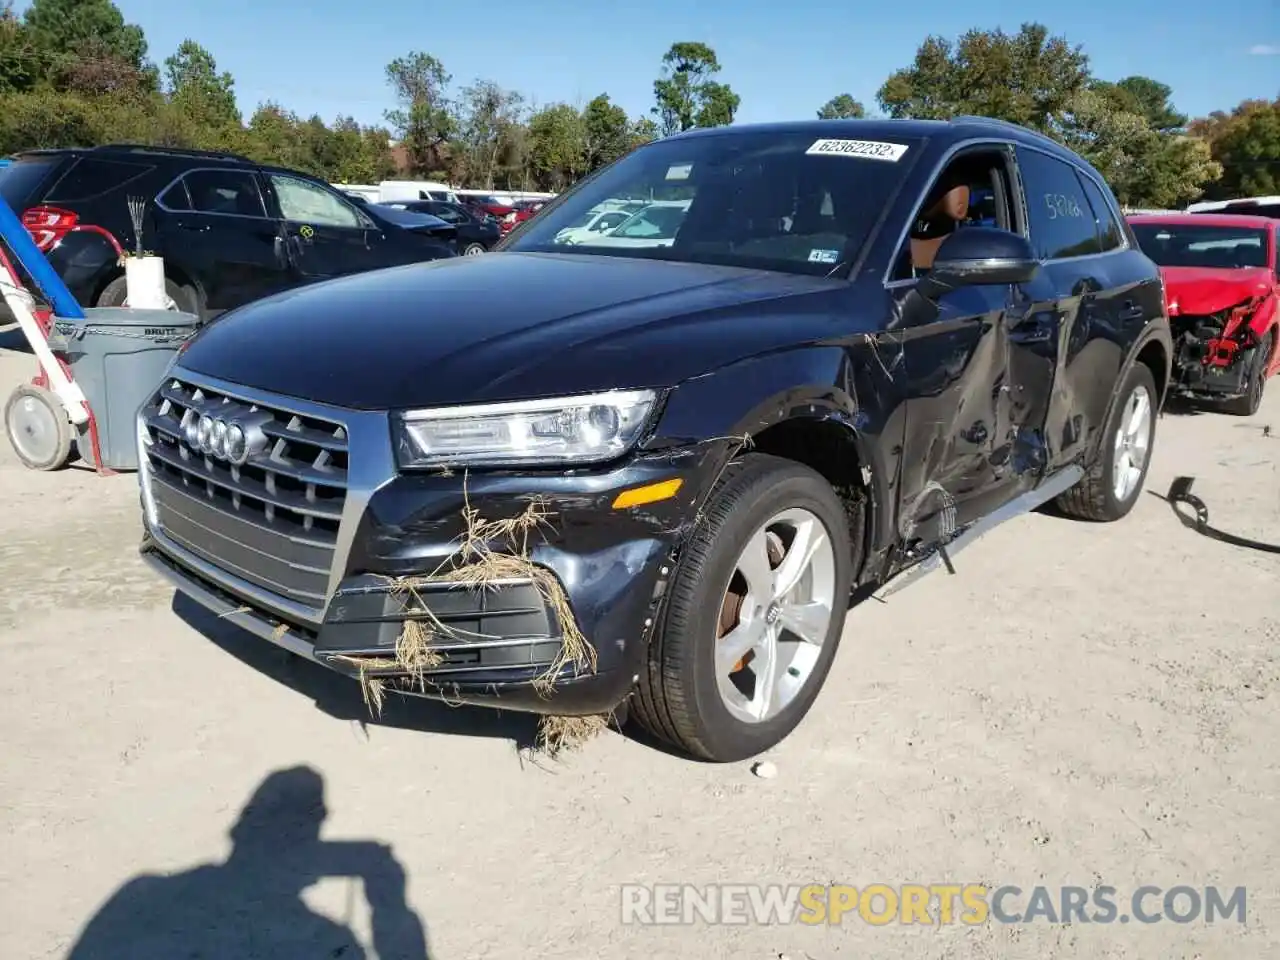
[184,413,254,465]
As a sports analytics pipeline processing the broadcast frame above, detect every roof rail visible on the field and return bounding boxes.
[952,115,1063,149]
[91,143,254,164]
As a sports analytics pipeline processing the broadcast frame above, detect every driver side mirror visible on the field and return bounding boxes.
[918,226,1040,301]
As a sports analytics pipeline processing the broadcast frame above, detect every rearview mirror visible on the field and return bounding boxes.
[919,226,1040,299]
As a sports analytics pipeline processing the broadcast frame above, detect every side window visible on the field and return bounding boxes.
[156,179,191,211]
[182,170,267,218]
[1016,149,1101,260]
[1076,171,1124,253]
[592,211,630,232]
[270,174,363,228]
[47,158,154,202]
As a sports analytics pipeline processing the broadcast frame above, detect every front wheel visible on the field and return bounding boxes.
[462,242,487,256]
[1221,329,1273,417]
[1055,362,1158,522]
[632,453,855,762]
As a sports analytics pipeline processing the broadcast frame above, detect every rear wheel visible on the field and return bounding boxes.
[5,383,73,471]
[96,274,202,319]
[462,242,487,256]
[632,453,855,762]
[1055,362,1157,522]
[1221,329,1273,417]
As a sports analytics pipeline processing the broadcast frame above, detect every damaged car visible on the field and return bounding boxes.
[136,117,1172,763]
[1128,213,1278,416]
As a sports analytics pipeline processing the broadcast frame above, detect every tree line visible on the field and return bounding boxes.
[0,3,1275,206]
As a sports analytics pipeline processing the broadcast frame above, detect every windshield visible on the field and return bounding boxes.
[0,156,63,209]
[1131,223,1269,269]
[505,129,924,275]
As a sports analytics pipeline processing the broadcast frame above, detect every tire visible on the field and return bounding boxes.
[96,274,202,319]
[1220,329,1273,417]
[1055,362,1158,522]
[631,453,855,762]
[462,242,487,256]
[5,383,73,471]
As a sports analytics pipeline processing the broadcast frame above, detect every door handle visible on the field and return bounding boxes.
[1119,302,1144,323]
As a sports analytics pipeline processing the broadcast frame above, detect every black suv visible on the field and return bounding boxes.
[136,118,1172,762]
[0,144,456,321]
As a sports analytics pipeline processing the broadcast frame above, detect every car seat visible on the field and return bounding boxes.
[910,183,971,271]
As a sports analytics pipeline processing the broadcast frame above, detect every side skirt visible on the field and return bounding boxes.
[876,464,1085,599]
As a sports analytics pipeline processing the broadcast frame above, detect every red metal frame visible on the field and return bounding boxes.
[0,245,115,475]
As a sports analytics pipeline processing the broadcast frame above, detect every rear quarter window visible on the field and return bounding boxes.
[1075,171,1125,253]
[45,158,156,203]
[0,156,67,209]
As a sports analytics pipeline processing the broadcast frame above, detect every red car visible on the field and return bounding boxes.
[1128,213,1279,415]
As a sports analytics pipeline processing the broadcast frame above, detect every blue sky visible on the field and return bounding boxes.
[21,0,1280,128]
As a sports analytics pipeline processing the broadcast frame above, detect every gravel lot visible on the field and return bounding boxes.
[0,324,1277,960]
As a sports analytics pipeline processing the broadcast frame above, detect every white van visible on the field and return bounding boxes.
[378,180,462,204]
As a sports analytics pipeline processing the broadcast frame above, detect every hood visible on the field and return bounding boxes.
[177,252,855,410]
[1161,266,1273,316]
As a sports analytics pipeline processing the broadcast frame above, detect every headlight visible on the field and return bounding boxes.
[394,389,658,468]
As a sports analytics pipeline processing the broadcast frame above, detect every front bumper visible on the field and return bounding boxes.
[137,368,715,715]
[1171,315,1261,399]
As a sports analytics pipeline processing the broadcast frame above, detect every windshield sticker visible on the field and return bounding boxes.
[665,163,693,180]
[808,248,840,264]
[805,139,909,162]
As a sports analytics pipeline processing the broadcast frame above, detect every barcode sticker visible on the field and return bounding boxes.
[805,139,909,162]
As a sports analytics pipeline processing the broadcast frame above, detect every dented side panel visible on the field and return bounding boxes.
[889,281,1044,545]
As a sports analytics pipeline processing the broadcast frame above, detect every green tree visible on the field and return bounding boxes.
[628,115,659,151]
[384,52,454,176]
[877,23,1089,132]
[23,0,149,82]
[581,93,631,171]
[817,93,866,120]
[0,2,44,92]
[1095,76,1186,132]
[652,42,740,136]
[1192,97,1280,198]
[1056,87,1219,207]
[452,79,524,188]
[164,39,239,128]
[527,102,584,191]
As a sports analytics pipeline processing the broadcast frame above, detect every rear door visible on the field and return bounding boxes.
[153,168,292,311]
[1013,147,1153,473]
[261,172,383,280]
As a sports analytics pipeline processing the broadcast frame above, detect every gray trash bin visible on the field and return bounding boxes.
[51,307,201,471]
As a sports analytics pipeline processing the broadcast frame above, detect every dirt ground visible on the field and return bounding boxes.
[0,324,1276,960]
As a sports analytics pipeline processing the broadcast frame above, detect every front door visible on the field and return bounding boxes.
[889,146,1052,544]
[263,172,381,282]
[153,168,292,313]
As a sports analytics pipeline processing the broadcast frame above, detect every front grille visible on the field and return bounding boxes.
[139,376,349,614]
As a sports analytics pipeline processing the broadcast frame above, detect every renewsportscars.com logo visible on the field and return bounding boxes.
[620,883,1247,927]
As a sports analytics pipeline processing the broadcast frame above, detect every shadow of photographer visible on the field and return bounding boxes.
[66,765,431,959]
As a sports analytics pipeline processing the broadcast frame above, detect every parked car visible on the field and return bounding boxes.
[1128,212,1278,415]
[1187,196,1280,219]
[135,117,1171,763]
[362,203,460,250]
[587,200,691,248]
[0,144,455,322]
[552,205,645,245]
[380,199,501,254]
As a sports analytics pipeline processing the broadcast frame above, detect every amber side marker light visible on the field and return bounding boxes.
[612,478,684,510]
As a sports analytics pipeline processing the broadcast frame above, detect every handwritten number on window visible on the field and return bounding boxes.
[1043,193,1083,220]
